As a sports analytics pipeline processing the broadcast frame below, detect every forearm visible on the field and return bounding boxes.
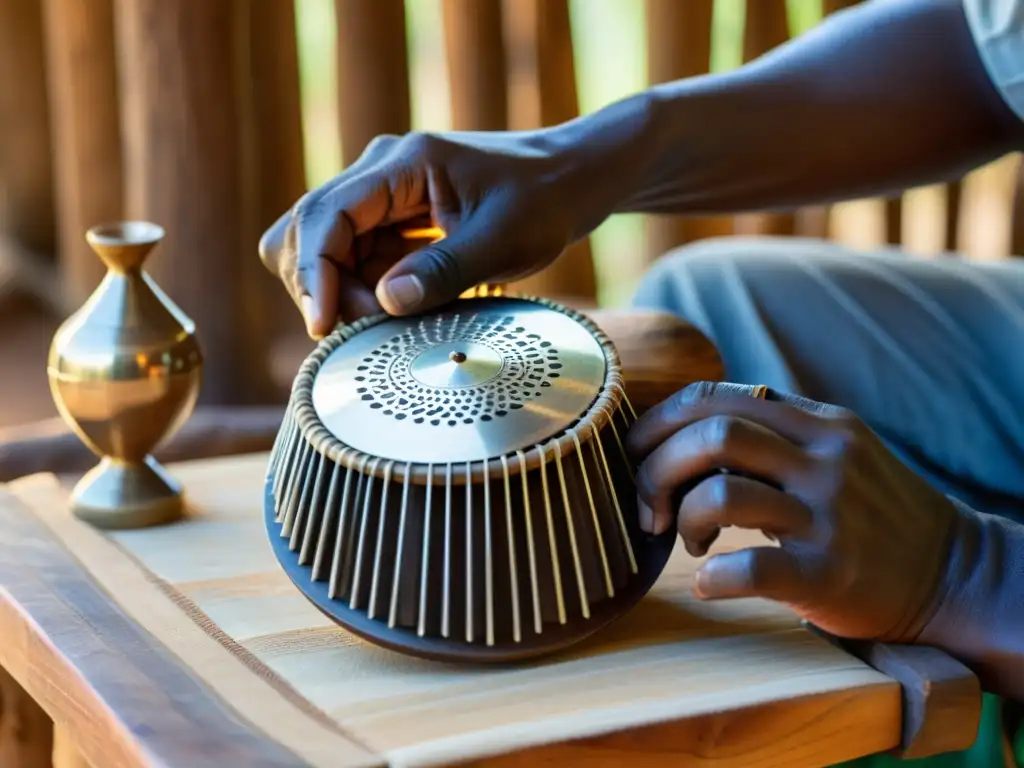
[921,501,1024,701]
[562,0,1024,217]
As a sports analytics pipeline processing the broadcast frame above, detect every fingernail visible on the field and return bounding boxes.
[381,274,424,313]
[653,509,674,536]
[692,568,708,598]
[300,295,320,339]
[638,500,653,533]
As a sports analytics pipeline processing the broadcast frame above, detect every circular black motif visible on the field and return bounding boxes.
[356,311,563,426]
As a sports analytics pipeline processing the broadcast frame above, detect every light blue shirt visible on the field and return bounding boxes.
[964,0,1024,119]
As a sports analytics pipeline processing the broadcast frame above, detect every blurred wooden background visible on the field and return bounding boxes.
[0,0,1020,432]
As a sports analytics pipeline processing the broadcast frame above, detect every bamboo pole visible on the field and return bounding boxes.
[42,0,123,307]
[335,0,412,165]
[441,0,508,131]
[246,0,308,341]
[115,0,276,405]
[734,0,796,238]
[0,0,56,257]
[644,0,731,262]
[945,180,962,253]
[823,0,907,248]
[503,0,596,301]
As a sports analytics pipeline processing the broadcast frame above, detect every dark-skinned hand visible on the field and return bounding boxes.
[258,129,623,339]
[625,381,967,644]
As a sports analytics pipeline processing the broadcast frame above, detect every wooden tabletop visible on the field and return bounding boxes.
[0,452,957,767]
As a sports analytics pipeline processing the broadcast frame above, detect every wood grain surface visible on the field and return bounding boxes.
[0,664,52,768]
[825,638,983,759]
[0,481,378,768]
[2,455,913,767]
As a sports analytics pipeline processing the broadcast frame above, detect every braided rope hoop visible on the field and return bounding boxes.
[280,294,634,485]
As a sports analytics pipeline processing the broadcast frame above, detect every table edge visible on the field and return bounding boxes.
[2,475,383,768]
[7,461,909,768]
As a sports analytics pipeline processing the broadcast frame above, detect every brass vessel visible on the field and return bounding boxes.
[47,221,203,529]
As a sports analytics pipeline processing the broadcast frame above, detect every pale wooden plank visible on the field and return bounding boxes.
[9,475,383,768]
[11,450,980,765]
[95,453,901,767]
[0,483,336,767]
[53,724,91,768]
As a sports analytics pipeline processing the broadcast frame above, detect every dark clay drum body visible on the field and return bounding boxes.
[264,295,675,662]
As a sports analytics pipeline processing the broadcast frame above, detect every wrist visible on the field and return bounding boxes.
[916,502,983,647]
[537,90,666,240]
[917,499,1024,697]
[584,72,801,218]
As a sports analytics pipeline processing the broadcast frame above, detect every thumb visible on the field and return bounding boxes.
[375,206,523,315]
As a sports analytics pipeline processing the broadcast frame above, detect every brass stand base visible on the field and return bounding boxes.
[71,455,185,530]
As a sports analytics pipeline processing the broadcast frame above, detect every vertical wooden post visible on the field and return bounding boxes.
[824,0,906,249]
[246,0,308,342]
[823,0,861,10]
[945,180,962,253]
[502,0,596,302]
[441,0,508,131]
[797,0,865,242]
[41,0,123,308]
[794,206,831,240]
[249,0,307,233]
[644,0,730,262]
[335,0,412,166]
[115,0,274,405]
[1010,158,1024,256]
[823,2,905,249]
[0,666,52,768]
[734,0,796,238]
[884,197,903,246]
[0,0,56,256]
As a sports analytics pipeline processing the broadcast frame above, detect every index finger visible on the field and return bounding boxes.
[293,174,387,274]
[626,381,840,462]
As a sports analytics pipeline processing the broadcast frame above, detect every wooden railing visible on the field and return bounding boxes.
[0,0,1020,408]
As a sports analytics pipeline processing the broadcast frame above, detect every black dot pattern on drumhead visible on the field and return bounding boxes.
[355,311,562,425]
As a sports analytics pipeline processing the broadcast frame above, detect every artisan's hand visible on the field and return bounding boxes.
[625,381,964,644]
[258,129,616,338]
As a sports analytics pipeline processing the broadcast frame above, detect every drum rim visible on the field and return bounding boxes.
[283,294,634,486]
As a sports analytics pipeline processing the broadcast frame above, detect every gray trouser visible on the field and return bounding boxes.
[631,236,1024,523]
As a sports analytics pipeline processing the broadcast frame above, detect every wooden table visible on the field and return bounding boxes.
[0,449,984,768]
